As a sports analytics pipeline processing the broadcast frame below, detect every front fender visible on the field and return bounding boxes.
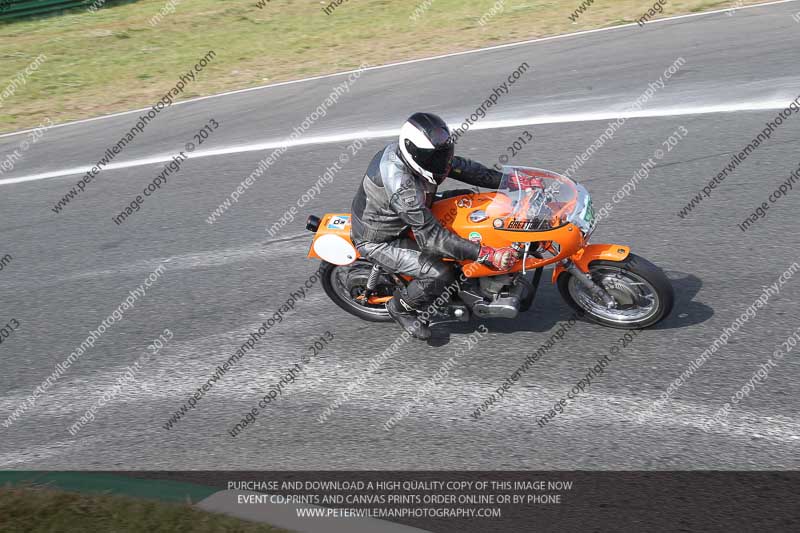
[551,244,630,284]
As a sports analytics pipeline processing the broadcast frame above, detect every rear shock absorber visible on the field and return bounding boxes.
[366,263,382,291]
[357,263,383,306]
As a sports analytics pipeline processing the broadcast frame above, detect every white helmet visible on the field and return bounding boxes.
[398,112,455,185]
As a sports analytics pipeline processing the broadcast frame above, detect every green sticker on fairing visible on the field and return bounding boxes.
[583,199,595,224]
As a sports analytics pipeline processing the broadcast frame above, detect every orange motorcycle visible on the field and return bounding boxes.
[305,166,673,329]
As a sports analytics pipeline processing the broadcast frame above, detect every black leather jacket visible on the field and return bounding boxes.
[351,143,503,260]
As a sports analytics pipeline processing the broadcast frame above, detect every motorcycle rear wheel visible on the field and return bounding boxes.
[557,253,674,329]
[320,260,395,322]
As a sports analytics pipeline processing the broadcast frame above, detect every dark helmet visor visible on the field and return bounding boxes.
[415,141,454,179]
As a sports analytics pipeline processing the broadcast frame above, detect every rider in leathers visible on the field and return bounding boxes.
[351,112,527,340]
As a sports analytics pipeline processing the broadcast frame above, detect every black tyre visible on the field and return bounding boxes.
[557,253,674,329]
[320,260,395,322]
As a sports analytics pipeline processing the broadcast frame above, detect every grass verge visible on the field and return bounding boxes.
[0,0,766,133]
[0,485,293,533]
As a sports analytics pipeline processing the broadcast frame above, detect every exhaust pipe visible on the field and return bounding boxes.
[306,215,321,232]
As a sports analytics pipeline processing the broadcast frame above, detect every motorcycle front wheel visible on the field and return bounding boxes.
[557,253,674,329]
[320,260,396,322]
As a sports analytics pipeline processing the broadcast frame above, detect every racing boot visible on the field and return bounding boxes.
[386,291,431,340]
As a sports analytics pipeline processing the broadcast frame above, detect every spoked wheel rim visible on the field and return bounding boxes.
[329,260,395,319]
[568,265,660,325]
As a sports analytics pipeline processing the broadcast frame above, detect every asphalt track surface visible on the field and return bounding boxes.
[1,2,799,471]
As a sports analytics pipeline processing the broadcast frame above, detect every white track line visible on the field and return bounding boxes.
[0,0,797,140]
[0,98,793,186]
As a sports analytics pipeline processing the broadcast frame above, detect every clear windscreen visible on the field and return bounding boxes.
[487,167,584,232]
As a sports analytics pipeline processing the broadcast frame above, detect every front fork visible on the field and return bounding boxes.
[564,260,617,309]
[551,244,631,308]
